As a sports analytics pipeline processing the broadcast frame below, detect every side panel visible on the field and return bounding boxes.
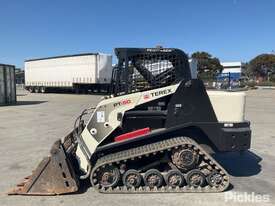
[165,79,218,128]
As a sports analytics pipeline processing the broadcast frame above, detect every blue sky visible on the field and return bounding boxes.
[0,0,274,68]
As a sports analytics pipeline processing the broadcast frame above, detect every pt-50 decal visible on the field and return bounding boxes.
[113,99,132,107]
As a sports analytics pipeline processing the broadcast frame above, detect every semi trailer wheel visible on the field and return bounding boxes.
[40,87,46,93]
[28,87,34,93]
[34,87,40,93]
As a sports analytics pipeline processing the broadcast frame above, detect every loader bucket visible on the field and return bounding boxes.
[8,139,79,195]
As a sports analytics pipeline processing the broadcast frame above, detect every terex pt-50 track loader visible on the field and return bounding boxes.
[9,48,251,195]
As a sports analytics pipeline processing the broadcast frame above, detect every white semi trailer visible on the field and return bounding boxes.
[24,53,112,93]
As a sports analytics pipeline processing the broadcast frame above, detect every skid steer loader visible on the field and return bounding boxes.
[8,48,251,195]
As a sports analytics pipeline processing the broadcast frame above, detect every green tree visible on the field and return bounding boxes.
[248,54,275,81]
[191,51,223,80]
[242,62,251,78]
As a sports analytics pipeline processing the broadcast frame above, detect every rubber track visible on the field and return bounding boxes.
[91,137,230,193]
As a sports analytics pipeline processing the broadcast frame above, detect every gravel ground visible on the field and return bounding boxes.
[0,88,274,206]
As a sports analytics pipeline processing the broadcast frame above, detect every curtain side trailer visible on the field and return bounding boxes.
[24,53,112,93]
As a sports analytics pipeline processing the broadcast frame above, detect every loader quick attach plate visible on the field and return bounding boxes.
[8,139,79,195]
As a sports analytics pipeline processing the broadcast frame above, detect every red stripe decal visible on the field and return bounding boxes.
[114,127,151,142]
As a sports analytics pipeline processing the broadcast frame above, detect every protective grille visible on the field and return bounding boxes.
[111,48,190,96]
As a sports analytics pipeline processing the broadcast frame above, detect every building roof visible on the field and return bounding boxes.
[221,62,243,67]
[0,63,15,67]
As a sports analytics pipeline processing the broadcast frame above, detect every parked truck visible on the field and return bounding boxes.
[24,53,112,93]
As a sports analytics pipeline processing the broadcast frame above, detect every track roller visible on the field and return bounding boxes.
[122,169,142,188]
[165,170,185,188]
[95,165,120,188]
[144,169,163,188]
[186,169,205,187]
[206,171,224,187]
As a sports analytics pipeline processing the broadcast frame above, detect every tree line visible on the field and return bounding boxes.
[191,51,275,82]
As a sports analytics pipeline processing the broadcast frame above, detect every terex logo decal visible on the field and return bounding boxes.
[143,88,172,100]
[113,99,132,107]
[150,88,172,97]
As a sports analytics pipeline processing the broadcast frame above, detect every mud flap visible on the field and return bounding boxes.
[8,139,79,195]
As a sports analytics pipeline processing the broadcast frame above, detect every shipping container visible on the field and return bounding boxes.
[0,64,16,105]
[24,53,112,93]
